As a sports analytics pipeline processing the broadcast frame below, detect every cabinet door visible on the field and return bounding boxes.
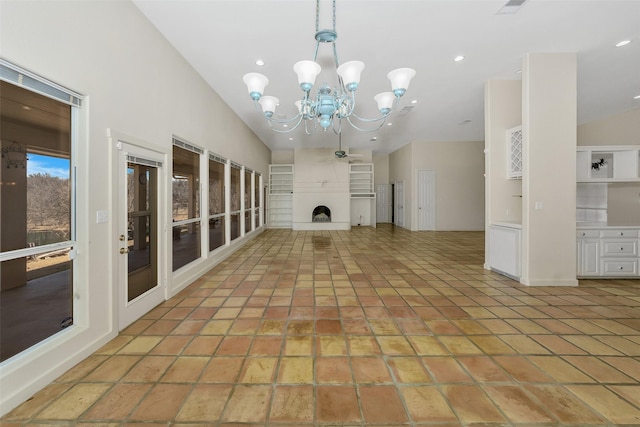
[581,239,600,276]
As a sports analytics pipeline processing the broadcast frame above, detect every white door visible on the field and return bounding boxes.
[376,184,389,223]
[417,170,435,230]
[117,141,166,330]
[394,181,404,228]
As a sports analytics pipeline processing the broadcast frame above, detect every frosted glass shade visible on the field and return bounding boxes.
[293,60,321,90]
[374,92,395,114]
[259,96,279,114]
[387,68,416,92]
[294,100,302,113]
[337,60,365,91]
[242,73,269,99]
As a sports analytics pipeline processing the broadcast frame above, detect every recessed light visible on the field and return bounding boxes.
[411,99,418,104]
[255,59,265,66]
[454,55,465,62]
[283,124,288,128]
[615,40,631,47]
[22,105,31,110]
[387,123,393,126]
[289,137,293,141]
[634,95,640,100]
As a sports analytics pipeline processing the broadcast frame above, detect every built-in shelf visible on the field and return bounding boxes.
[268,164,293,228]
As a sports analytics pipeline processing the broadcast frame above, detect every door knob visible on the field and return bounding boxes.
[120,248,129,254]
[119,235,126,241]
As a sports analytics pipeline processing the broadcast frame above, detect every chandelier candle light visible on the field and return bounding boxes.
[242,0,416,134]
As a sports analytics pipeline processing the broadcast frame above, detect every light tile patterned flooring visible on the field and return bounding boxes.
[3,225,640,426]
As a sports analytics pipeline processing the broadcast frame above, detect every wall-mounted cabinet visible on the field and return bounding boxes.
[577,146,640,182]
[268,164,293,228]
[507,126,523,179]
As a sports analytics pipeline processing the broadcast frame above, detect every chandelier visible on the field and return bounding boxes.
[242,0,416,134]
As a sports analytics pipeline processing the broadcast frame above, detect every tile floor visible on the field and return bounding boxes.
[3,225,640,426]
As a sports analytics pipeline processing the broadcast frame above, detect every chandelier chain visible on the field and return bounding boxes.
[315,0,337,33]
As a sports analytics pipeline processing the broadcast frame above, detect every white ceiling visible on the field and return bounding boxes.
[132,0,640,154]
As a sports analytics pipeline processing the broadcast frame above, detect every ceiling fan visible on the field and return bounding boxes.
[334,133,362,159]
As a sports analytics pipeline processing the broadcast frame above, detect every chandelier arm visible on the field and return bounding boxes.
[345,115,388,132]
[349,96,400,123]
[332,117,343,134]
[265,112,304,125]
[266,114,305,133]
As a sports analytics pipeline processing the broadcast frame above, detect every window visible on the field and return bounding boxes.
[254,172,261,229]
[0,63,80,362]
[172,141,202,271]
[244,168,252,233]
[209,154,226,252]
[230,162,241,241]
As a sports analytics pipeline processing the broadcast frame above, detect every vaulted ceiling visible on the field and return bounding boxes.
[132,0,640,154]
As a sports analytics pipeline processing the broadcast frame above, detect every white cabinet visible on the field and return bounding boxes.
[507,126,523,179]
[577,227,640,277]
[268,164,293,228]
[490,224,521,279]
[577,146,640,182]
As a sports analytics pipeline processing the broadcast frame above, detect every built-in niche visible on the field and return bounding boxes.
[312,205,331,222]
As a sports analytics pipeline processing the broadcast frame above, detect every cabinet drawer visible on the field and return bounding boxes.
[601,240,638,256]
[601,259,638,275]
[577,230,599,238]
[601,229,639,238]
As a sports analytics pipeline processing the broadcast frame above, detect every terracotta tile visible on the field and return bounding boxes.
[249,336,283,355]
[258,319,286,335]
[451,319,491,335]
[563,355,636,383]
[270,385,314,423]
[499,335,550,354]
[601,356,640,381]
[528,356,595,383]
[595,335,640,356]
[377,336,415,355]
[239,357,277,383]
[343,319,372,334]
[83,355,141,382]
[82,384,151,420]
[408,335,448,355]
[458,356,511,382]
[529,335,588,355]
[149,336,191,355]
[316,319,342,334]
[228,319,260,335]
[422,356,472,383]
[183,336,222,355]
[216,336,252,356]
[95,336,134,355]
[469,335,516,355]
[492,356,553,383]
[347,336,381,356]
[287,320,314,335]
[484,385,554,423]
[477,319,518,334]
[566,384,640,424]
[55,355,109,382]
[438,336,482,355]
[401,386,458,422]
[141,319,180,335]
[2,383,72,421]
[161,356,209,382]
[284,336,313,355]
[360,386,408,423]
[442,385,506,423]
[170,319,206,335]
[117,336,163,354]
[200,357,244,383]
[35,384,111,420]
[369,319,401,335]
[316,385,361,423]
[388,357,431,383]
[317,335,348,356]
[122,356,175,382]
[609,385,640,408]
[352,357,392,383]
[221,385,271,423]
[396,318,430,334]
[316,357,353,383]
[277,357,313,383]
[201,319,233,335]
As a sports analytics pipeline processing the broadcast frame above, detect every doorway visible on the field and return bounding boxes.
[417,170,436,230]
[116,141,166,330]
[394,181,404,228]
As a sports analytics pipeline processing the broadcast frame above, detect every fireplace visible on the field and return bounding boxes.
[312,205,331,222]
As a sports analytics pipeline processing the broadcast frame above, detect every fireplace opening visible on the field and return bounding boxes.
[312,205,331,222]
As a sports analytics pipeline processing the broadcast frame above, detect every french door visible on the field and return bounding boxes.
[117,141,166,330]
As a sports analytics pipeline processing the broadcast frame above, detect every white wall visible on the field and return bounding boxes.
[0,0,269,415]
[389,143,413,228]
[577,108,640,146]
[412,140,485,231]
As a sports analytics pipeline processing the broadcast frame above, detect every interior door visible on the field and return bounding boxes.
[376,184,389,223]
[394,181,404,228]
[417,170,435,230]
[117,141,165,330]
